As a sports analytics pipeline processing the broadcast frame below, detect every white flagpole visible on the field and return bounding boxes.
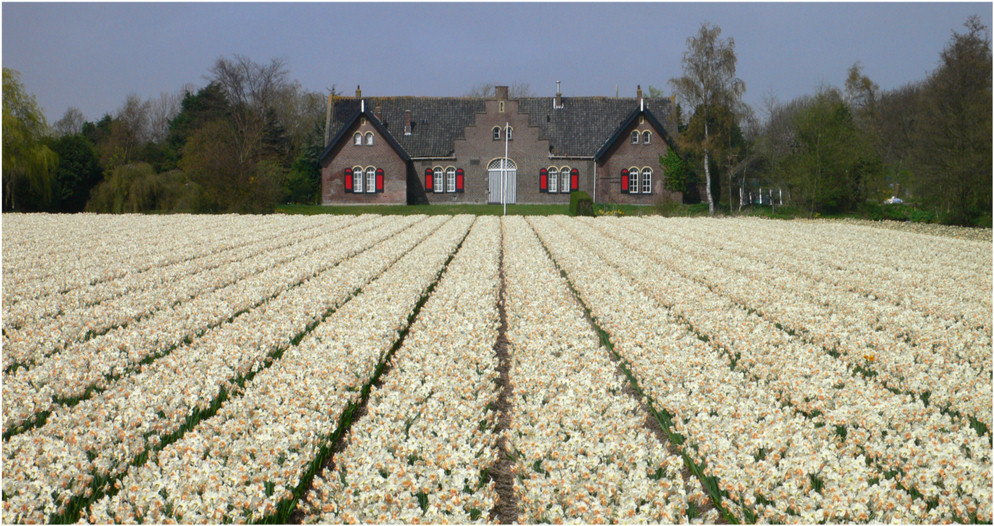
[503,121,509,216]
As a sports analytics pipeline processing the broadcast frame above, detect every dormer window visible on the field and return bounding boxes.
[365,132,374,145]
[493,127,501,141]
[642,131,651,144]
[631,131,640,144]
[353,133,362,145]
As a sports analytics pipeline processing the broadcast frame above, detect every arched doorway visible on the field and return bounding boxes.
[488,158,517,204]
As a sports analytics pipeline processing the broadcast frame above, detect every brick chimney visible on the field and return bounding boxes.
[374,104,382,122]
[355,85,362,98]
[495,85,509,100]
[637,85,642,103]
[404,110,412,135]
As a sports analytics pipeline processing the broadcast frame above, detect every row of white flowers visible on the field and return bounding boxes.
[301,216,501,525]
[1,216,356,373]
[560,216,991,523]
[2,215,443,523]
[2,216,401,435]
[625,216,992,433]
[2,214,301,307]
[678,217,991,331]
[528,216,922,524]
[84,215,474,524]
[822,217,993,243]
[1,215,343,336]
[504,217,691,524]
[674,217,992,346]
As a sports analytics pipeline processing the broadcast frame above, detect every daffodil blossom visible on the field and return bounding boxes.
[84,216,474,524]
[301,217,501,525]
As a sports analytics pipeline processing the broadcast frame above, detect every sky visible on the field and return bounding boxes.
[3,2,991,125]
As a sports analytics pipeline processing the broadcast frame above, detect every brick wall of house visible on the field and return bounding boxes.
[596,117,682,205]
[322,118,407,205]
[442,98,602,205]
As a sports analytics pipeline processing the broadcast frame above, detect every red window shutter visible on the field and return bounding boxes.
[376,168,384,193]
[424,168,433,191]
[539,168,548,192]
[570,168,579,191]
[344,168,353,193]
[456,169,465,192]
[621,169,629,194]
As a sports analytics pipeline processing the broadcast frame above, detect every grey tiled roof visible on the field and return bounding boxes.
[328,97,485,158]
[518,97,676,156]
[326,96,676,158]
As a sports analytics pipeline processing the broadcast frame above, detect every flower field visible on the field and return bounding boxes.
[2,213,991,524]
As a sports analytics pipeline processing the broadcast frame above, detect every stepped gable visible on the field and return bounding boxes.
[327,95,675,158]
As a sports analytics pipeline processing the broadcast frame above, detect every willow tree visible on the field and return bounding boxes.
[3,68,58,211]
[670,23,745,215]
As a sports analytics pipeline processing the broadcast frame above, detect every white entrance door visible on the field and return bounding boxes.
[487,158,517,204]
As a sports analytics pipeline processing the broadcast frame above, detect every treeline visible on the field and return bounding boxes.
[3,55,327,214]
[666,16,991,226]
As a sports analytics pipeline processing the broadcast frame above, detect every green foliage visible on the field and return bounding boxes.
[660,149,692,193]
[780,87,883,215]
[3,67,59,211]
[670,22,745,215]
[911,15,992,226]
[166,83,230,153]
[282,130,322,204]
[85,163,202,213]
[179,118,280,213]
[569,191,593,216]
[45,134,102,212]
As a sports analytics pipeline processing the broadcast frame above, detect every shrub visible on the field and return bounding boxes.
[570,191,594,216]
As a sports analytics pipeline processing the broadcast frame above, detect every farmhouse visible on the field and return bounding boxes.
[319,84,681,206]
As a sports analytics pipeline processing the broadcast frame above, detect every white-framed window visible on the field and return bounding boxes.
[433,167,443,193]
[446,167,456,193]
[560,166,570,193]
[366,167,376,193]
[499,101,505,113]
[631,130,639,144]
[628,166,640,194]
[641,168,652,194]
[493,127,501,141]
[353,165,364,193]
[353,133,362,145]
[506,126,513,141]
[548,167,559,193]
[642,131,651,144]
[365,132,374,146]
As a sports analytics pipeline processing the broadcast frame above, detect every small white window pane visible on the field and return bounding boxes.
[493,127,500,140]
[548,168,558,193]
[366,133,373,145]
[629,168,639,193]
[642,169,652,194]
[631,131,639,144]
[643,131,651,144]
[366,167,376,193]
[561,167,569,193]
[506,127,513,140]
[354,167,364,193]
[354,133,362,145]
[433,168,443,193]
[446,168,456,193]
